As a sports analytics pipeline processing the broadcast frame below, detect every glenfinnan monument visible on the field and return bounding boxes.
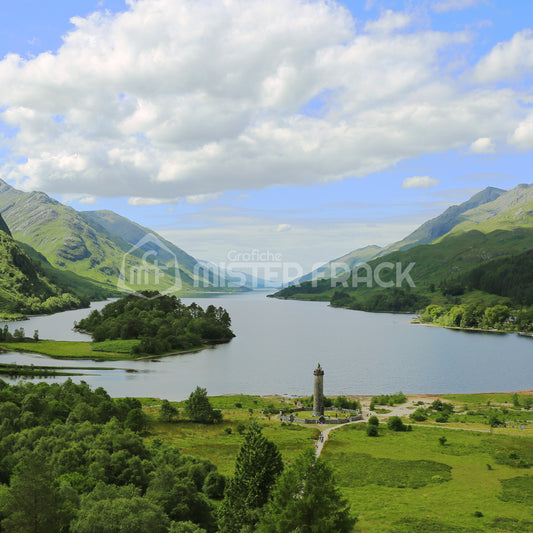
[313,363,325,417]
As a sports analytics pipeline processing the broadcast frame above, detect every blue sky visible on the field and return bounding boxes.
[1,0,533,273]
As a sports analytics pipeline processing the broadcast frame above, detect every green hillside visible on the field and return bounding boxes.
[0,223,83,317]
[274,184,533,312]
[0,180,236,295]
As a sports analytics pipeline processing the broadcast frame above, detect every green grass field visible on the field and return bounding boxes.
[142,393,533,532]
[322,423,533,532]
[142,395,319,476]
[0,340,134,360]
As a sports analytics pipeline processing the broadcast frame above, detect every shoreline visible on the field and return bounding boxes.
[413,320,532,338]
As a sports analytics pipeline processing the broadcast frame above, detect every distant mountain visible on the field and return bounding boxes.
[273,184,533,310]
[290,186,505,285]
[441,183,533,236]
[376,186,506,256]
[0,180,242,295]
[295,245,382,285]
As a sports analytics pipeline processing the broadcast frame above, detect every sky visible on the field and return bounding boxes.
[1,0,533,275]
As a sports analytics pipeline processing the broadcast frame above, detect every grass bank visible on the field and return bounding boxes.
[0,339,213,361]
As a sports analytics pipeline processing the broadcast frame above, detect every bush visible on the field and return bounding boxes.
[224,427,232,435]
[435,414,449,423]
[410,408,427,422]
[387,416,407,432]
[366,425,378,437]
[368,415,379,426]
[438,436,447,446]
[236,422,246,435]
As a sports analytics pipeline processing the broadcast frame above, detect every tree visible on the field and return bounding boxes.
[218,421,283,532]
[185,387,222,424]
[125,407,149,433]
[71,483,169,533]
[387,416,407,432]
[257,447,356,533]
[1,452,69,533]
[169,522,207,533]
[159,399,179,422]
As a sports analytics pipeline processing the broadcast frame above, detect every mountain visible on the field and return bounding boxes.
[0,180,242,294]
[376,186,506,256]
[289,186,505,286]
[273,184,533,310]
[440,183,533,236]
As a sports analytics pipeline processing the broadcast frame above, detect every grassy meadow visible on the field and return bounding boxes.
[140,393,533,532]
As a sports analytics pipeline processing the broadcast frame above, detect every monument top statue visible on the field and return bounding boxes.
[314,363,324,376]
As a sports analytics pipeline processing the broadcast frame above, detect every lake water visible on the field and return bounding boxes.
[0,292,531,400]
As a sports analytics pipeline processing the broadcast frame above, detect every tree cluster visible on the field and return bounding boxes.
[0,379,225,532]
[420,303,533,331]
[331,288,429,313]
[77,292,234,355]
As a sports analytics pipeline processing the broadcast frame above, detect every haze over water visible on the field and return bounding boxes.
[1,292,531,401]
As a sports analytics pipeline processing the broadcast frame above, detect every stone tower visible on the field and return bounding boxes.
[313,363,325,417]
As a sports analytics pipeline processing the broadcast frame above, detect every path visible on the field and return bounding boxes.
[315,420,365,457]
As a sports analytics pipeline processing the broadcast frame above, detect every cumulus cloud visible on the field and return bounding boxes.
[402,176,440,189]
[364,10,412,33]
[78,196,98,204]
[0,0,530,201]
[510,114,533,150]
[469,137,495,153]
[472,30,533,83]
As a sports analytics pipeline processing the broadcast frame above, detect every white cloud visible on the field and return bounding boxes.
[364,10,412,34]
[127,197,173,206]
[472,29,533,83]
[402,176,440,189]
[276,223,292,232]
[78,196,98,204]
[432,0,485,13]
[0,0,529,200]
[469,137,495,153]
[510,114,533,150]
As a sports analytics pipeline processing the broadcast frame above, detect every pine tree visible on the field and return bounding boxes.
[1,452,68,533]
[218,421,283,532]
[257,447,356,533]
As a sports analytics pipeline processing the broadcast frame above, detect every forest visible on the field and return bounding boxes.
[0,379,354,532]
[76,292,235,355]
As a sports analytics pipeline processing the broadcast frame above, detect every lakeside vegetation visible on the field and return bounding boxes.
[76,292,235,356]
[0,379,531,531]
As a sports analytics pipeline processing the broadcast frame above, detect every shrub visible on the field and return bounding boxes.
[438,436,447,446]
[435,414,449,423]
[224,427,232,435]
[236,422,246,435]
[387,416,406,432]
[410,408,427,422]
[366,425,378,437]
[368,415,379,427]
